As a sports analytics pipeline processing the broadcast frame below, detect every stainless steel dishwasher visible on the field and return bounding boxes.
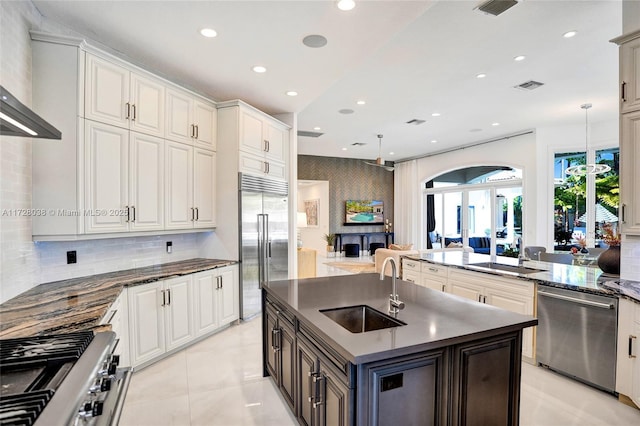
[536,286,618,393]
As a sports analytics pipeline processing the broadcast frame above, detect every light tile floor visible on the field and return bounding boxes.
[121,252,640,426]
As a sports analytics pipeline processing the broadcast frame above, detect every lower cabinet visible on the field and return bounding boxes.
[99,289,130,368]
[616,297,640,408]
[127,265,239,368]
[265,302,296,411]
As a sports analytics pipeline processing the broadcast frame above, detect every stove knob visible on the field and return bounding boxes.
[110,354,120,366]
[92,401,104,417]
[79,401,104,418]
[100,377,112,392]
[107,361,117,375]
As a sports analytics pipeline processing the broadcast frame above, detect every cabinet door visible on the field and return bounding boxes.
[129,132,164,231]
[85,54,129,128]
[130,72,165,137]
[193,99,217,150]
[265,305,279,380]
[166,88,194,144]
[239,151,267,177]
[620,110,640,235]
[193,270,219,336]
[266,160,286,181]
[616,298,635,396]
[632,320,640,408]
[280,319,296,411]
[193,148,216,228]
[240,109,266,155]
[296,338,318,426]
[402,269,421,285]
[448,279,483,303]
[621,36,640,113]
[165,141,194,229]
[319,362,350,426]
[421,275,448,292]
[128,282,165,367]
[164,275,194,351]
[484,288,534,359]
[217,266,239,325]
[265,122,286,162]
[85,121,129,233]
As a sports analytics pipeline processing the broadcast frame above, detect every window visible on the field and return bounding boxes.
[553,148,619,249]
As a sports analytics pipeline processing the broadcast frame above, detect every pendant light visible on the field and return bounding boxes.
[364,134,394,172]
[565,103,611,176]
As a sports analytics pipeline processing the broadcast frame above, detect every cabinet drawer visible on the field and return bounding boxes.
[421,263,448,278]
[402,259,421,271]
[403,270,421,284]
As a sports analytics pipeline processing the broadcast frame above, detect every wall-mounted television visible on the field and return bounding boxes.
[345,200,384,225]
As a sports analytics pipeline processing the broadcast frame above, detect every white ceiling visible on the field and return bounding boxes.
[32,0,622,163]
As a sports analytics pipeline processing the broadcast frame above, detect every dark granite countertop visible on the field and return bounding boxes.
[0,258,237,338]
[264,273,537,365]
[403,252,640,303]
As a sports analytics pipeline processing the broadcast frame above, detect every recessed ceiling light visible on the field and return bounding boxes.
[389,152,395,156]
[302,34,328,48]
[200,28,217,38]
[337,0,355,11]
[252,66,266,73]
[492,122,500,126]
[356,100,366,105]
[563,30,577,38]
[286,91,298,97]
[313,127,321,131]
[514,55,526,61]
[476,73,487,79]
[431,112,441,117]
[342,147,348,151]
[431,140,437,144]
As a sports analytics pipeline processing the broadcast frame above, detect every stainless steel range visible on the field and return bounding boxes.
[0,331,131,425]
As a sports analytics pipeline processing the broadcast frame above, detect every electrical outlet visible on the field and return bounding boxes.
[166,241,172,253]
[67,251,77,264]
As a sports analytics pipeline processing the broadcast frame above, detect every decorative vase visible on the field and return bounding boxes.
[597,245,620,275]
[580,247,589,254]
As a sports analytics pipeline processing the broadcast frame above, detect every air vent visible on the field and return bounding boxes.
[297,130,324,138]
[514,80,544,91]
[476,0,518,16]
[406,119,426,126]
[351,142,366,146]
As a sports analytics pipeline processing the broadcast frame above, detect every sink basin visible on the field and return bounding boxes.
[320,305,406,334]
[468,262,546,275]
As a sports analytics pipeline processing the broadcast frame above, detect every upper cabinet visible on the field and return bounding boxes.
[614,29,640,235]
[166,88,217,150]
[86,54,165,137]
[218,100,290,181]
[31,33,217,240]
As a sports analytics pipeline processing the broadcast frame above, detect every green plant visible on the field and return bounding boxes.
[323,233,336,246]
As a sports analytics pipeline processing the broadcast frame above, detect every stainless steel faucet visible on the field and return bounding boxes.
[517,236,528,266]
[380,257,405,314]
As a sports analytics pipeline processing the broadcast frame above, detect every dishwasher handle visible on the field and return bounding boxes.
[538,290,615,309]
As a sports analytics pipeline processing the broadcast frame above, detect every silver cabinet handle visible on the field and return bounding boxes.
[131,104,136,121]
[195,125,199,139]
[630,335,637,359]
[125,206,130,223]
[190,124,195,138]
[263,161,268,173]
[191,207,195,221]
[161,290,166,306]
[622,81,627,102]
[312,375,325,408]
[125,102,130,119]
[195,207,199,221]
[429,267,439,273]
[478,294,482,303]
[131,206,135,222]
[167,289,171,305]
[622,204,626,223]
[441,284,446,292]
[272,328,280,352]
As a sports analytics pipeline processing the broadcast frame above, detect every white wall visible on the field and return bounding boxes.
[0,2,208,303]
[298,181,330,255]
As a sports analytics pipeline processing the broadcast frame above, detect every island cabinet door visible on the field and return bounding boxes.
[357,350,447,426]
[450,331,522,426]
[296,337,319,426]
[318,360,351,426]
[279,317,296,411]
[265,304,279,380]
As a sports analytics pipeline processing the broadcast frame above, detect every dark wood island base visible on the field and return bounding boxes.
[262,274,536,425]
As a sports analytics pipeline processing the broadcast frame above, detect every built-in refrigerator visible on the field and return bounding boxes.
[239,174,289,319]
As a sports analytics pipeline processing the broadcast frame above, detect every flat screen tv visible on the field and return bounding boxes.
[345,200,384,225]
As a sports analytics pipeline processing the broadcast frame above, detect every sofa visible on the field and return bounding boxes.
[444,237,503,255]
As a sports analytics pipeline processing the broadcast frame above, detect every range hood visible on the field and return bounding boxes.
[0,85,61,139]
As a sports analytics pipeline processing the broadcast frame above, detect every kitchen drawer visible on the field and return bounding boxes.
[403,269,421,285]
[421,263,448,278]
[402,258,421,272]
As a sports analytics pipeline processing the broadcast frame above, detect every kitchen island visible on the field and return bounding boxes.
[262,273,537,425]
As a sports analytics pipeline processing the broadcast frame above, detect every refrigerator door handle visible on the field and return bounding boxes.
[264,214,270,283]
[257,214,266,285]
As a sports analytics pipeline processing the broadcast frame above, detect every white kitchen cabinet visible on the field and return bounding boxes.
[85,122,164,234]
[85,53,165,137]
[193,265,239,336]
[448,269,535,360]
[128,276,194,367]
[616,298,640,408]
[218,101,289,181]
[165,141,216,230]
[620,109,640,235]
[617,31,640,114]
[166,87,217,150]
[420,263,449,292]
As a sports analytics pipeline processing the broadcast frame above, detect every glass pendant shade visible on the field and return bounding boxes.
[565,103,611,176]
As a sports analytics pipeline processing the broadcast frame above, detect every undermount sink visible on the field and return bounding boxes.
[468,262,546,275]
[320,305,406,334]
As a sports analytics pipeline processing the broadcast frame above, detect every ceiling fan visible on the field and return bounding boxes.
[364,134,394,172]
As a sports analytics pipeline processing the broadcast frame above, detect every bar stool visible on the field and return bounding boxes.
[344,243,360,257]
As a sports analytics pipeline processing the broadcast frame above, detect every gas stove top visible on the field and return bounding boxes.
[0,331,130,426]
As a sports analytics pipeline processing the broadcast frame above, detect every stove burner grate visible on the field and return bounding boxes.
[0,332,94,368]
[0,390,54,426]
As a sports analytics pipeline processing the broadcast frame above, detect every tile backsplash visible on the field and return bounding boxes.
[621,235,640,281]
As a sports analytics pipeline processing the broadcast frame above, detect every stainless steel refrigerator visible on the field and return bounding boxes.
[239,174,289,319]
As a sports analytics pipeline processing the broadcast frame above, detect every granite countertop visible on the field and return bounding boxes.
[264,274,537,365]
[404,252,640,303]
[0,258,236,338]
